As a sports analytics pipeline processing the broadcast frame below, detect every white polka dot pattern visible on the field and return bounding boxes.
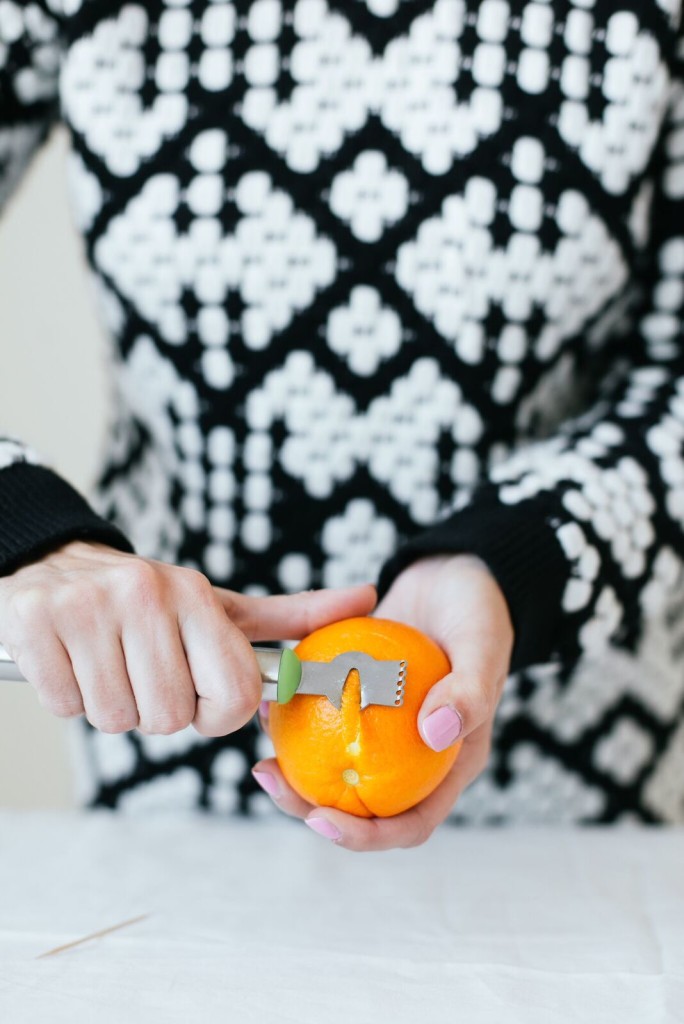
[243,352,482,523]
[557,11,672,195]
[395,173,628,363]
[94,170,336,348]
[0,0,59,102]
[321,498,397,587]
[329,151,409,242]
[243,0,509,175]
[60,4,235,177]
[326,286,403,375]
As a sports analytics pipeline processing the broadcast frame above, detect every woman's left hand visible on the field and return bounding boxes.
[251,554,514,852]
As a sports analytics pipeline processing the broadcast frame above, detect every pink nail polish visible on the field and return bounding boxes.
[251,770,281,799]
[305,817,342,841]
[421,706,463,752]
[259,700,270,718]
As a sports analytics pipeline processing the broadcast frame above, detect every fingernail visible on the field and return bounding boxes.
[305,817,342,842]
[259,700,270,718]
[421,706,463,751]
[251,769,281,799]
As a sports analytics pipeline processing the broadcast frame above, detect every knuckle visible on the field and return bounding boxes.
[192,714,225,739]
[178,568,215,607]
[53,702,85,720]
[139,706,192,736]
[90,708,137,733]
[91,707,139,734]
[180,566,210,591]
[192,703,243,738]
[192,663,261,737]
[123,560,166,608]
[38,690,84,719]
[8,588,48,630]
[209,664,261,731]
[227,685,260,726]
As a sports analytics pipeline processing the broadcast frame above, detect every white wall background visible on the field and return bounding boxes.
[0,127,109,808]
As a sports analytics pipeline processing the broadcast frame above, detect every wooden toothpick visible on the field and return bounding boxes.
[36,913,150,960]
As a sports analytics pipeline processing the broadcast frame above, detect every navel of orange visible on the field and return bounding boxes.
[268,616,462,818]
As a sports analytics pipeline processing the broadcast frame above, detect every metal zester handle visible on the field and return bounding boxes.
[0,643,406,708]
[0,643,292,697]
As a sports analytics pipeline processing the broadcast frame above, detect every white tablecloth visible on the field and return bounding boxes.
[0,812,683,1022]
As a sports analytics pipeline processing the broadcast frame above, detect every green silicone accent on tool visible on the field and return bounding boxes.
[277,647,302,704]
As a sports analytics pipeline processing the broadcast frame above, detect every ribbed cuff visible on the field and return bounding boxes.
[376,488,569,673]
[0,462,134,576]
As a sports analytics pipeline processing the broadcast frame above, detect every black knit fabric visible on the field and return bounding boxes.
[376,489,570,673]
[0,463,134,577]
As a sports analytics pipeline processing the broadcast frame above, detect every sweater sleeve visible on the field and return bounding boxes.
[377,57,684,676]
[0,2,134,577]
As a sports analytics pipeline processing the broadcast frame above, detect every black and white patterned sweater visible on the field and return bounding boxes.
[1,0,684,822]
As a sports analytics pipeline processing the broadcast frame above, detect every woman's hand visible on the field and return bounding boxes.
[253,554,514,851]
[0,540,377,737]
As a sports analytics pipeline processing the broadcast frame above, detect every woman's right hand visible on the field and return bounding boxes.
[0,540,377,736]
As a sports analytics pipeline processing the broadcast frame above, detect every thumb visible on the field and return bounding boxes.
[417,630,510,752]
[213,583,378,642]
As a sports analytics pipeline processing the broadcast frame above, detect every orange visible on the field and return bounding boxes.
[269,616,461,818]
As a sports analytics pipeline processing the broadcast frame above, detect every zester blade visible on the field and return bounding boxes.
[295,651,407,710]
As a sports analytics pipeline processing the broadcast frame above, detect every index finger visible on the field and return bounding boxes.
[213,583,378,641]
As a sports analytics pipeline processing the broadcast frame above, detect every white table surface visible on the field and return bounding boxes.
[0,812,683,1023]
